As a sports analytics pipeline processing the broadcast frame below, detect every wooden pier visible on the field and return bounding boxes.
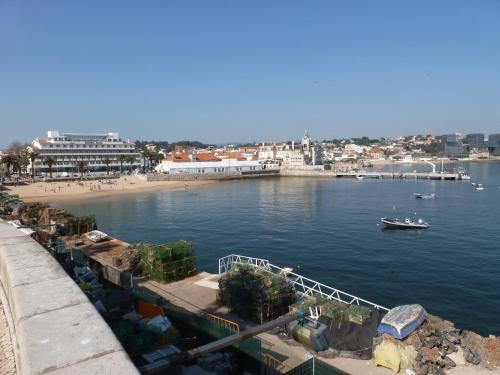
[334,171,465,180]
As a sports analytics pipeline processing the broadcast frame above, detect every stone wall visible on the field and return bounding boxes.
[280,167,337,178]
[145,172,243,181]
[0,220,139,375]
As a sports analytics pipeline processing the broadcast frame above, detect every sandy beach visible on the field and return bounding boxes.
[3,176,223,203]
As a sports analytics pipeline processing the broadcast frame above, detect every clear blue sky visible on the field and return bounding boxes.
[1,0,499,147]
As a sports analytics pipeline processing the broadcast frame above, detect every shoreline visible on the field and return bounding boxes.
[4,158,499,203]
[3,176,226,204]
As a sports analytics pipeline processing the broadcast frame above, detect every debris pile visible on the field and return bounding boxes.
[0,192,23,216]
[110,300,179,357]
[1,195,97,236]
[217,264,296,324]
[373,304,497,374]
[114,246,142,270]
[196,352,237,374]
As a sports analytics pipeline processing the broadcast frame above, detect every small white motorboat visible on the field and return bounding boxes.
[356,175,364,180]
[476,185,485,191]
[381,217,429,229]
[414,193,436,200]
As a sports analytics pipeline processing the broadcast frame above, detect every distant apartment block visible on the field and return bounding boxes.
[442,133,464,157]
[30,131,141,174]
[464,133,486,149]
[488,134,500,156]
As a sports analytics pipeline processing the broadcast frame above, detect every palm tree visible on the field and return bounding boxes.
[149,152,163,170]
[126,156,136,173]
[11,155,21,177]
[77,160,88,178]
[117,154,127,174]
[102,157,112,175]
[1,154,16,178]
[141,149,151,172]
[43,156,56,178]
[18,154,30,177]
[28,152,39,179]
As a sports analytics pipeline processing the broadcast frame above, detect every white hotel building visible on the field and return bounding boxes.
[30,131,141,174]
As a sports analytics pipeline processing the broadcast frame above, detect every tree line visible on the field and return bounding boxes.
[134,140,214,152]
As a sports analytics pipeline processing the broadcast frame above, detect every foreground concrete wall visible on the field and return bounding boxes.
[0,220,139,375]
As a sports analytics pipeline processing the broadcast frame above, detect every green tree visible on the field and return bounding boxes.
[147,151,163,171]
[1,154,16,178]
[141,149,150,171]
[76,160,88,178]
[11,155,21,176]
[117,154,127,174]
[28,152,39,179]
[102,157,112,175]
[126,156,136,173]
[43,156,56,178]
[18,154,30,176]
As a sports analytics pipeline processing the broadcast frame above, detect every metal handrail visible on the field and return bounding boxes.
[199,311,240,333]
[262,353,288,373]
[218,254,389,312]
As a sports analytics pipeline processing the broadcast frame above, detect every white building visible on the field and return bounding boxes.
[30,131,141,174]
[281,132,323,166]
[155,160,263,174]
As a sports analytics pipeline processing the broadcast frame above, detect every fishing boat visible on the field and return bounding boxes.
[381,217,429,229]
[414,193,436,200]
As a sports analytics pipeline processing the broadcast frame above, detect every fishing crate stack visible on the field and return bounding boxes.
[130,241,197,283]
[217,264,296,324]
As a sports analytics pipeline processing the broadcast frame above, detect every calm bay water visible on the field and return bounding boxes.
[60,162,500,335]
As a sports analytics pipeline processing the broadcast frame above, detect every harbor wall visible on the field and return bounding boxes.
[280,168,337,178]
[0,220,139,375]
[143,170,280,181]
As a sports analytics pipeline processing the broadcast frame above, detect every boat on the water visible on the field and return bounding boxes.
[414,193,436,200]
[356,175,364,180]
[381,217,429,229]
[476,185,485,191]
[471,182,478,187]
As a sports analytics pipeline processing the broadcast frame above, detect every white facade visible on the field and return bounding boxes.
[280,149,306,166]
[155,160,263,174]
[30,131,141,174]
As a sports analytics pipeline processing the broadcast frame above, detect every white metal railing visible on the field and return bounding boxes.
[218,254,389,312]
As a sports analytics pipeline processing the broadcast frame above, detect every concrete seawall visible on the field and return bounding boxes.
[0,220,139,375]
[280,168,337,177]
[143,170,280,181]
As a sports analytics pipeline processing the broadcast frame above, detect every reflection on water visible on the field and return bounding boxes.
[61,162,500,335]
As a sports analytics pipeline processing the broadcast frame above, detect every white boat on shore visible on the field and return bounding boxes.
[381,217,429,229]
